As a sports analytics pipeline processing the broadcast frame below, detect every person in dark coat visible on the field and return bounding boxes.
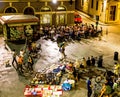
[12,49,18,70]
[87,77,93,97]
[86,57,91,66]
[97,56,103,67]
[91,56,95,66]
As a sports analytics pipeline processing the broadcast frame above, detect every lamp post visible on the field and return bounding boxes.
[104,0,107,23]
[52,0,57,26]
[96,15,99,32]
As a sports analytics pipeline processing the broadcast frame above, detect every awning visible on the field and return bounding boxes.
[0,15,39,25]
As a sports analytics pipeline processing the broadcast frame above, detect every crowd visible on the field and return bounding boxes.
[9,23,120,97]
[39,23,102,43]
[11,42,41,75]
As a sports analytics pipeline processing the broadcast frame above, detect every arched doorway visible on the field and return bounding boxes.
[40,6,51,25]
[5,7,16,13]
[56,6,66,25]
[24,7,34,15]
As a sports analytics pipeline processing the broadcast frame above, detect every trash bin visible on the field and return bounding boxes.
[114,52,118,61]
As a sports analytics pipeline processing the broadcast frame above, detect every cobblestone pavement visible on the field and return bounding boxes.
[0,30,120,97]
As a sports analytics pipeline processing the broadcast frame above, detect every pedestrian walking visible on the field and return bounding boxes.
[12,49,18,70]
[87,77,93,97]
[17,55,24,74]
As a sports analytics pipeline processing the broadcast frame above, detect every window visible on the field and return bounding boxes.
[56,14,65,25]
[57,6,66,11]
[56,6,66,25]
[91,0,94,8]
[40,14,51,24]
[109,6,116,21]
[24,7,34,15]
[5,7,16,13]
[96,1,98,10]
[82,0,84,6]
[40,6,51,24]
[102,3,104,12]
[41,7,51,12]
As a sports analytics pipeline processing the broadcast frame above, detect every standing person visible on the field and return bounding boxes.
[100,79,112,97]
[20,49,24,57]
[31,41,37,53]
[12,49,18,70]
[27,55,34,71]
[59,42,66,60]
[86,57,91,66]
[81,57,87,68]
[87,77,93,97]
[91,56,95,66]
[97,55,103,67]
[17,55,24,74]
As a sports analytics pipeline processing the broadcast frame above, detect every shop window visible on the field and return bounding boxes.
[9,26,25,40]
[40,6,51,24]
[5,7,16,13]
[56,6,66,25]
[40,14,51,24]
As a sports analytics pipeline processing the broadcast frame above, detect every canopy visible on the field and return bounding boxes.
[0,15,39,25]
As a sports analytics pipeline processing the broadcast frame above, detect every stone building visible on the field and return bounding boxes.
[0,0,75,26]
[75,0,120,24]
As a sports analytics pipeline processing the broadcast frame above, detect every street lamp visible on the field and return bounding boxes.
[52,0,57,26]
[52,0,57,4]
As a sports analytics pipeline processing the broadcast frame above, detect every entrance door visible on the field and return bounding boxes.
[109,6,116,21]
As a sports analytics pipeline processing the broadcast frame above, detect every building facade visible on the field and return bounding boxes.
[75,0,120,24]
[0,0,75,26]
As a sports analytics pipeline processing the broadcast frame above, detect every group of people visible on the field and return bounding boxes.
[39,23,102,43]
[9,22,117,97]
[12,47,34,75]
[87,72,120,97]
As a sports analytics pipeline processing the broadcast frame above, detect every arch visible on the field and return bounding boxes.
[57,6,67,11]
[40,6,52,12]
[4,7,17,13]
[23,6,35,15]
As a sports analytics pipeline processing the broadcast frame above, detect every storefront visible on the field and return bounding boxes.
[0,15,39,42]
